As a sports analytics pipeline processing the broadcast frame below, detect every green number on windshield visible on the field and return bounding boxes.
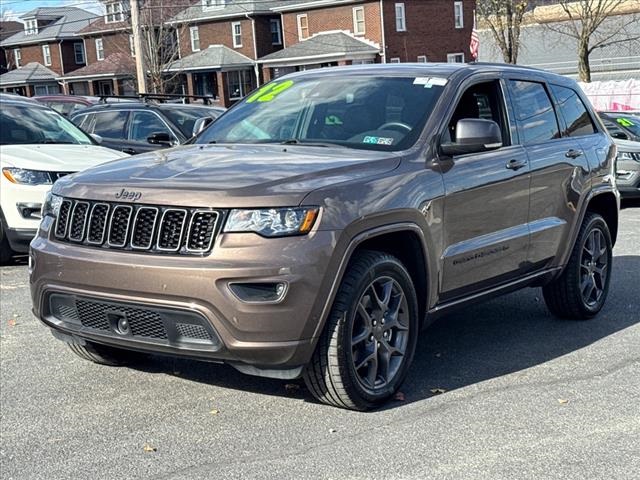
[246,80,294,103]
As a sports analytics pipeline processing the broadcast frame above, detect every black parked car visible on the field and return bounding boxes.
[71,102,225,155]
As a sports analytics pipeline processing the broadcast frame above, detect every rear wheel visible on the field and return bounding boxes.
[543,212,613,319]
[304,250,419,410]
[68,341,146,366]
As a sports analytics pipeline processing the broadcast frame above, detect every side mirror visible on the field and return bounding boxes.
[147,131,173,146]
[441,118,503,156]
[611,131,629,140]
[192,116,214,137]
[90,133,103,144]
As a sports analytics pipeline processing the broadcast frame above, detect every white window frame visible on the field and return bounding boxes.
[129,34,136,57]
[25,19,38,35]
[202,0,225,11]
[447,52,465,63]
[105,2,124,23]
[74,42,85,64]
[14,48,21,67]
[353,6,365,35]
[232,21,242,48]
[190,26,200,52]
[297,14,309,40]
[395,3,406,32]
[42,45,52,66]
[390,57,401,64]
[270,19,282,45]
[95,38,105,61]
[454,1,464,29]
[417,55,427,63]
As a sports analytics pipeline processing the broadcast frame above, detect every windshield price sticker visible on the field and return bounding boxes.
[246,80,294,103]
[363,136,394,145]
[413,77,448,88]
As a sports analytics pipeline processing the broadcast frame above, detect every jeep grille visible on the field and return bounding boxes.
[54,198,221,255]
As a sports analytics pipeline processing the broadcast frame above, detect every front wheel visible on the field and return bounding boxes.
[0,219,15,265]
[543,212,613,319]
[304,250,419,410]
[68,341,146,366]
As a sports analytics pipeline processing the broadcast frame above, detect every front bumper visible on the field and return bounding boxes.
[30,216,340,375]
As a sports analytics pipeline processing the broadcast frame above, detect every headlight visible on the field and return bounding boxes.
[42,192,63,218]
[616,151,640,162]
[2,167,53,185]
[224,207,319,237]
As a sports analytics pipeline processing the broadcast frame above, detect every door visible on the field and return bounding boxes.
[90,110,130,152]
[439,78,531,301]
[508,80,592,269]
[126,110,178,154]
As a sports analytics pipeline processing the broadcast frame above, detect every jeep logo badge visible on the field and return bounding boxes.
[115,188,142,201]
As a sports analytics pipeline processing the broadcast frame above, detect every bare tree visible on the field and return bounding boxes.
[543,0,640,82]
[138,1,187,93]
[478,0,531,64]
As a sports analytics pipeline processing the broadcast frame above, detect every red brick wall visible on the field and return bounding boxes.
[253,16,284,58]
[15,43,63,74]
[83,32,131,64]
[60,40,86,74]
[281,1,382,47]
[178,18,255,59]
[383,0,475,63]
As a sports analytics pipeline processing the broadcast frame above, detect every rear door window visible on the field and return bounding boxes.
[550,84,596,137]
[73,113,94,131]
[93,110,129,139]
[509,80,560,145]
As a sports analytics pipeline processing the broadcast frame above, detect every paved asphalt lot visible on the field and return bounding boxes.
[1,207,639,480]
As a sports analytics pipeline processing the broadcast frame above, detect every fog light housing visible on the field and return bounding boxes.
[228,282,288,303]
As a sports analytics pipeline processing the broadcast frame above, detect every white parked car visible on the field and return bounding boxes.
[0,98,129,263]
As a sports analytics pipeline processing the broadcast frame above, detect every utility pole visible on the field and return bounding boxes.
[129,0,147,93]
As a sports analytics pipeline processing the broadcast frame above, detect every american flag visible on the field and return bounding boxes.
[470,14,479,61]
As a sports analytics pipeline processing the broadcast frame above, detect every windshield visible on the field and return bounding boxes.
[163,106,224,137]
[194,75,445,151]
[0,104,94,145]
[612,115,640,136]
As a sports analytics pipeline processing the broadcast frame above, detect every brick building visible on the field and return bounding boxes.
[0,21,23,73]
[0,7,96,95]
[167,0,285,106]
[260,0,476,79]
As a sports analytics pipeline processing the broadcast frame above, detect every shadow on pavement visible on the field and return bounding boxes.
[128,255,640,409]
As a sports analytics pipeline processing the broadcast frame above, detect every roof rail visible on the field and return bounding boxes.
[97,93,217,105]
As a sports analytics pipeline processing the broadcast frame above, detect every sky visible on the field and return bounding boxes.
[1,0,104,20]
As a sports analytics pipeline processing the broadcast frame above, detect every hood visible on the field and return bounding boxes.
[53,144,402,208]
[612,138,640,153]
[0,144,129,171]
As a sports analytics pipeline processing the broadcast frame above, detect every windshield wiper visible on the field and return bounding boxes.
[36,140,74,144]
[280,139,341,148]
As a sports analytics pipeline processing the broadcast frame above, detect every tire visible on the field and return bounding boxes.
[0,219,15,265]
[543,212,613,320]
[68,341,146,366]
[303,250,419,410]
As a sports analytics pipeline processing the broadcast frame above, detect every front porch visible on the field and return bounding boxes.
[166,45,257,108]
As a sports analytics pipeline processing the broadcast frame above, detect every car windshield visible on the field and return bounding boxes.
[163,106,224,138]
[611,114,640,136]
[194,75,445,151]
[0,103,94,145]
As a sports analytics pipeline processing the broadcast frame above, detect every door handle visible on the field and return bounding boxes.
[506,158,527,170]
[122,148,137,155]
[565,149,583,159]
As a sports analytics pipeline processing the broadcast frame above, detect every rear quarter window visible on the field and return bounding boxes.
[550,84,596,137]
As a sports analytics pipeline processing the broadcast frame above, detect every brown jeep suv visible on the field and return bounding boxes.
[30,64,619,410]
